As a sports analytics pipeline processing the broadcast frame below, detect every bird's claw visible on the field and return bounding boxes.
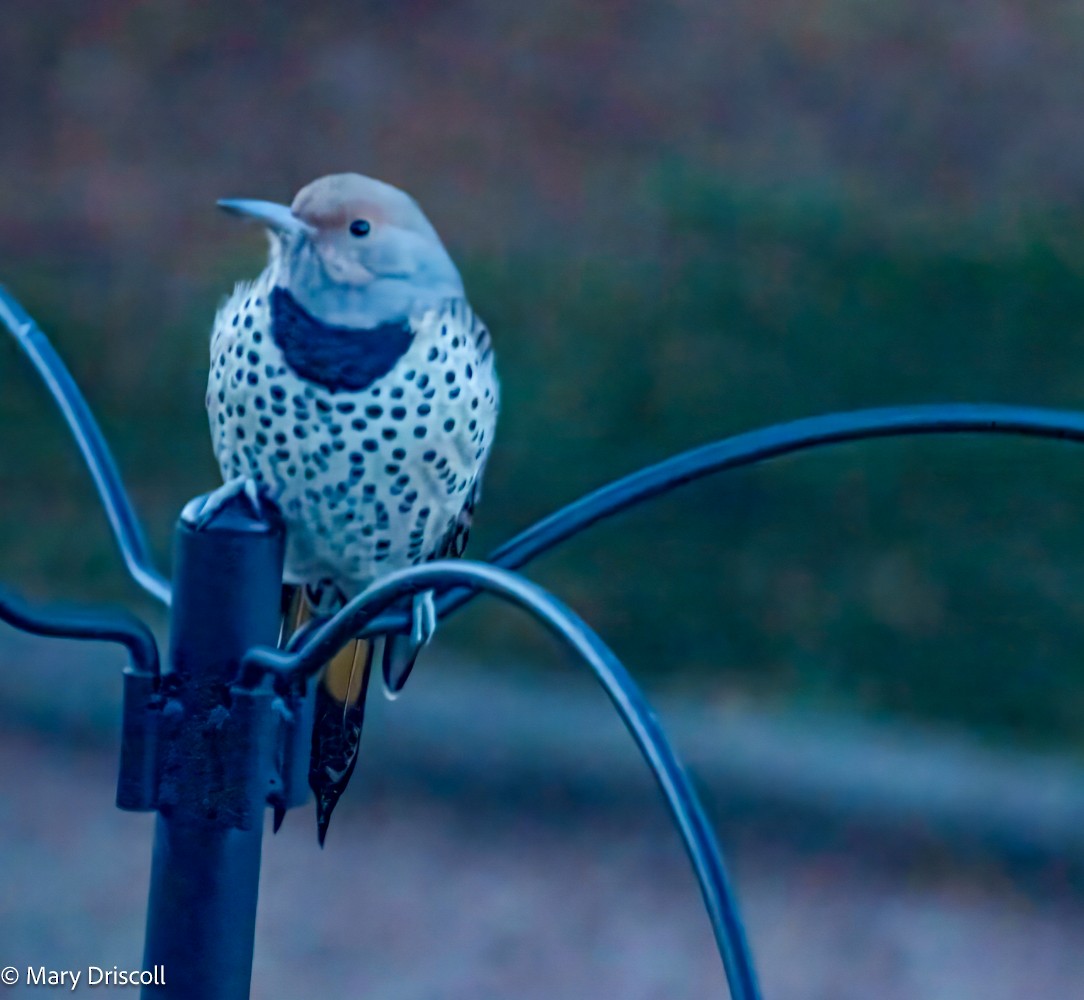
[181,476,265,528]
[382,590,438,696]
[411,590,437,649]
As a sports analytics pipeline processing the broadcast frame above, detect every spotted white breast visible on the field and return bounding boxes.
[206,268,499,606]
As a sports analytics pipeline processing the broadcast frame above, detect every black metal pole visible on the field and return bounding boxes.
[141,496,285,999]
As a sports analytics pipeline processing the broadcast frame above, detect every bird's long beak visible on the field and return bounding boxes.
[217,198,316,237]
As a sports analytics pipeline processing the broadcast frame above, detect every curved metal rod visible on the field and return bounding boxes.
[243,560,762,1000]
[7,275,1084,642]
[361,402,1084,636]
[0,285,171,606]
[0,585,159,677]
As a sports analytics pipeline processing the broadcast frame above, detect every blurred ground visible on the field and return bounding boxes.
[3,630,1084,997]
[3,723,1084,999]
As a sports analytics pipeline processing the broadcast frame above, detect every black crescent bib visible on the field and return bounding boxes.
[270,287,414,393]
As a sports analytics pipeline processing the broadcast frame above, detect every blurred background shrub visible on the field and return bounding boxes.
[3,0,1084,747]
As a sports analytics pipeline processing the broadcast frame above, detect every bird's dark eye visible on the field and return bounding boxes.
[349,219,371,237]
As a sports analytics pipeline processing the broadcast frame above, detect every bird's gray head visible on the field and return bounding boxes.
[219,173,464,327]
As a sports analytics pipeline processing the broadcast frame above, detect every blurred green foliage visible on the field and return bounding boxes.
[5,170,1084,750]
[470,174,1084,747]
[4,0,1084,751]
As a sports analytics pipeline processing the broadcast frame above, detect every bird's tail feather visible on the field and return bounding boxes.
[309,636,373,845]
[279,585,375,844]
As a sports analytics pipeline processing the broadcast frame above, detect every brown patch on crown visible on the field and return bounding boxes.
[291,174,401,232]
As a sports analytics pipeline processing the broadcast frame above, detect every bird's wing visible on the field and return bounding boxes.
[436,477,482,560]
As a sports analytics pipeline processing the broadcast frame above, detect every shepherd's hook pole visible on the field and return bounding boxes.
[140,494,285,999]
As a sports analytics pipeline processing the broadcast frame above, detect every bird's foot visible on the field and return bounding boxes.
[411,589,437,649]
[382,590,437,696]
[181,475,265,529]
[304,579,347,618]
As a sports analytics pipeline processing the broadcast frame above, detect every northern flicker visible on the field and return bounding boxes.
[200,173,499,842]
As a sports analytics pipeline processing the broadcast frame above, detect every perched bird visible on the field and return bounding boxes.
[201,173,499,842]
